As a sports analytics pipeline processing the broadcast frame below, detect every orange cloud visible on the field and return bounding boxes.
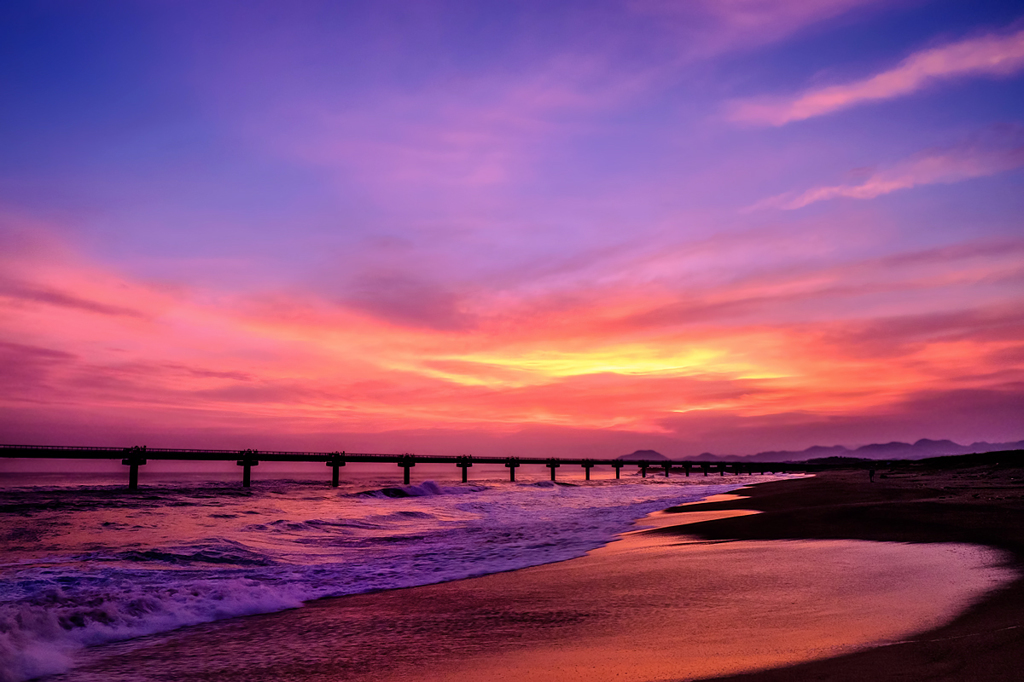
[2,224,1022,454]
[730,26,1024,125]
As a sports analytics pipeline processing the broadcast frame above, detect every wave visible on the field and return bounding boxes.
[0,477,758,681]
[0,578,305,682]
[115,542,278,568]
[354,481,489,498]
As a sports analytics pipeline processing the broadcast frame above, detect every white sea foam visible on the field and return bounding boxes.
[0,579,305,682]
[0,475,775,681]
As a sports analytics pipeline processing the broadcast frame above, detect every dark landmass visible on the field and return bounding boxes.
[659,450,1024,681]
[624,438,1024,463]
[616,449,669,460]
[733,438,1024,463]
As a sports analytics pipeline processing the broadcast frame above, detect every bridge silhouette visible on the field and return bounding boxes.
[0,444,799,489]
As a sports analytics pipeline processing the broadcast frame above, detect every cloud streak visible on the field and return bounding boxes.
[6,226,1021,446]
[0,278,147,318]
[632,0,891,57]
[730,26,1024,125]
[2,4,1023,455]
[755,135,1024,209]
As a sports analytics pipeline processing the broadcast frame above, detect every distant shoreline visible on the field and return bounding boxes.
[663,461,1024,681]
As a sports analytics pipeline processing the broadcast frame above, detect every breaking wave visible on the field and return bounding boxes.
[0,475,763,680]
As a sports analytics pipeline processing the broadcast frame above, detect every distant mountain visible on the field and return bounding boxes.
[617,449,669,461]
[707,438,1024,462]
[739,445,849,462]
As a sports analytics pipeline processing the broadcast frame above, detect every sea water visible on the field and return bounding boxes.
[0,465,785,681]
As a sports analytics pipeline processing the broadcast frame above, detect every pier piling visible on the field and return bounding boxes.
[326,451,346,487]
[505,457,520,482]
[237,449,259,487]
[457,455,472,482]
[399,455,415,485]
[121,446,147,490]
[2,445,801,488]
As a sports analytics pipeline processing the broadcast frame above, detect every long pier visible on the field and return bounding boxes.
[0,444,799,489]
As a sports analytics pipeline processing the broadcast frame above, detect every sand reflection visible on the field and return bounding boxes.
[414,506,1014,682]
[57,503,1016,682]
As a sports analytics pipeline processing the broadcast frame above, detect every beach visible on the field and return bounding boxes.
[25,457,1022,682]
[0,470,756,681]
[671,458,1024,681]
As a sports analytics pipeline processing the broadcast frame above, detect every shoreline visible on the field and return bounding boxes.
[2,476,753,682]
[665,462,1024,681]
[42,469,1019,682]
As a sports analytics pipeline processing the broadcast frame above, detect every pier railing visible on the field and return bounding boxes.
[0,444,800,489]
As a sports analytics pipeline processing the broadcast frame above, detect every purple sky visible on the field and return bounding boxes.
[1,0,1022,457]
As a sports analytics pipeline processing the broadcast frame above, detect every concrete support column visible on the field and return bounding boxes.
[121,446,147,490]
[457,456,472,483]
[237,449,259,487]
[581,460,595,481]
[326,451,346,487]
[661,463,671,478]
[546,459,560,481]
[505,457,520,482]
[399,455,415,485]
[638,461,649,478]
[611,462,624,479]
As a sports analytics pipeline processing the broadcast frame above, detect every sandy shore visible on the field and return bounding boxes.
[50,461,1022,682]
[667,458,1024,681]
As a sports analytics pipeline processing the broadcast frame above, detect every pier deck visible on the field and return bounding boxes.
[0,444,798,488]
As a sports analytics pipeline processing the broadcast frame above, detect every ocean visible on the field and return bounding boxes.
[0,464,778,681]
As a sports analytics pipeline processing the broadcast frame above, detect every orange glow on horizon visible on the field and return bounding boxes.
[3,222,1022,457]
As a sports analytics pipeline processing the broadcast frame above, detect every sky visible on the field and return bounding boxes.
[1,0,1022,458]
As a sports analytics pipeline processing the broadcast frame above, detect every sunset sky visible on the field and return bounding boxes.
[1,0,1022,457]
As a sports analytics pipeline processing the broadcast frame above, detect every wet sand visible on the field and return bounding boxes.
[668,458,1024,681]
[52,465,1020,682]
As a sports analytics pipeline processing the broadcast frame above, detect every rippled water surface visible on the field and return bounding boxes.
[0,466,789,681]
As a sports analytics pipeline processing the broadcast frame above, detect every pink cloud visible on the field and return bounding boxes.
[3,219,1023,453]
[219,2,898,204]
[631,0,892,56]
[0,277,146,318]
[730,26,1024,125]
[266,52,659,203]
[754,135,1024,209]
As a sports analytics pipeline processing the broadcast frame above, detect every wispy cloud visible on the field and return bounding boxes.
[0,278,147,318]
[754,133,1024,209]
[730,26,1024,125]
[221,1,894,203]
[761,139,1024,208]
[2,227,1022,452]
[631,0,891,56]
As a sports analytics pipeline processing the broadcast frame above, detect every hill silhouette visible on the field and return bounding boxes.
[709,438,1024,462]
[616,449,669,461]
